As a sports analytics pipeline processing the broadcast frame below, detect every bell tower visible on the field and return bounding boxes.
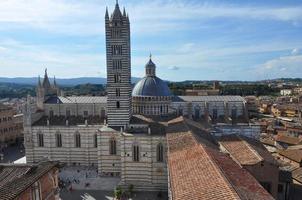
[105,1,131,127]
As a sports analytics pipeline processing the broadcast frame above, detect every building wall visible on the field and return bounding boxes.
[245,162,279,199]
[119,133,168,191]
[44,103,107,117]
[27,125,101,166]
[213,124,261,139]
[98,130,122,176]
[171,101,245,121]
[0,105,23,146]
[16,167,59,200]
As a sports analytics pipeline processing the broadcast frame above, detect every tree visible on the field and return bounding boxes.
[114,186,123,200]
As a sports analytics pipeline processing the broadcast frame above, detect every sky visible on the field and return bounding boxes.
[0,0,302,81]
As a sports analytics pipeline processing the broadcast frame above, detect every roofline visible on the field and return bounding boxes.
[1,161,59,200]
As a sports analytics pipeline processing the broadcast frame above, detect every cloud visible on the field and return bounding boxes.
[253,54,302,79]
[291,48,300,55]
[0,0,302,36]
[0,39,106,77]
[168,66,180,70]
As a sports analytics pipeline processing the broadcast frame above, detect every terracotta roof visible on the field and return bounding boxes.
[292,168,302,184]
[275,134,302,145]
[0,162,58,200]
[166,117,274,200]
[219,135,262,165]
[207,147,275,200]
[260,138,275,146]
[218,134,277,166]
[279,149,302,163]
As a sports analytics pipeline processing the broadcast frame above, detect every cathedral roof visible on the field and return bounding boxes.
[42,69,51,88]
[132,76,171,97]
[132,56,171,97]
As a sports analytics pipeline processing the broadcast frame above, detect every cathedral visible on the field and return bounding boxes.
[23,1,259,191]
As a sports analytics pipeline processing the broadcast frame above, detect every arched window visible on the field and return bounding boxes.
[109,138,116,155]
[133,145,140,162]
[231,106,237,120]
[94,134,98,148]
[212,108,218,120]
[56,132,62,147]
[75,132,81,148]
[116,101,120,109]
[37,132,44,147]
[195,106,200,119]
[157,143,164,162]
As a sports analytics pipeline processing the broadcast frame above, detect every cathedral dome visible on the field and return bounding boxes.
[132,76,171,97]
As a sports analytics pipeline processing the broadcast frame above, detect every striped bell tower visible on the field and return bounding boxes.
[105,1,132,127]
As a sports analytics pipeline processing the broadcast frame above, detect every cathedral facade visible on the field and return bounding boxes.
[23,2,256,191]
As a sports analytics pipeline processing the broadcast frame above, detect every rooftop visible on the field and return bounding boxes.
[218,134,277,166]
[275,134,302,145]
[278,149,302,163]
[292,168,302,184]
[173,95,245,102]
[0,162,58,200]
[166,117,274,200]
[44,96,107,104]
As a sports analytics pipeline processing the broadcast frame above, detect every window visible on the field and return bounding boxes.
[111,45,122,55]
[109,138,117,155]
[133,145,140,162]
[116,88,121,97]
[49,110,54,117]
[31,182,41,200]
[111,29,121,38]
[56,133,62,147]
[94,134,98,148]
[157,143,164,162]
[75,133,81,148]
[66,110,71,117]
[113,59,122,70]
[178,107,183,116]
[114,73,121,83]
[231,107,237,120]
[100,108,105,118]
[83,111,88,117]
[195,107,200,119]
[38,133,44,147]
[212,108,218,120]
[116,101,120,109]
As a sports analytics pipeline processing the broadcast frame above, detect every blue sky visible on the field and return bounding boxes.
[0,0,302,81]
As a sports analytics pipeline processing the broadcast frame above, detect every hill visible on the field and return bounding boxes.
[0,77,141,86]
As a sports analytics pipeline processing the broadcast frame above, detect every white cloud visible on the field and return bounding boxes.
[291,48,300,55]
[168,66,180,70]
[0,0,302,36]
[0,39,106,77]
[253,54,302,79]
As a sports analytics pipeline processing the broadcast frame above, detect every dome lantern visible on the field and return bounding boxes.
[145,54,156,77]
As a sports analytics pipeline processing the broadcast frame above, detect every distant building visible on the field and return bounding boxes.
[0,104,23,148]
[281,89,293,96]
[185,89,220,96]
[213,80,220,90]
[0,161,59,200]
[36,69,62,111]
